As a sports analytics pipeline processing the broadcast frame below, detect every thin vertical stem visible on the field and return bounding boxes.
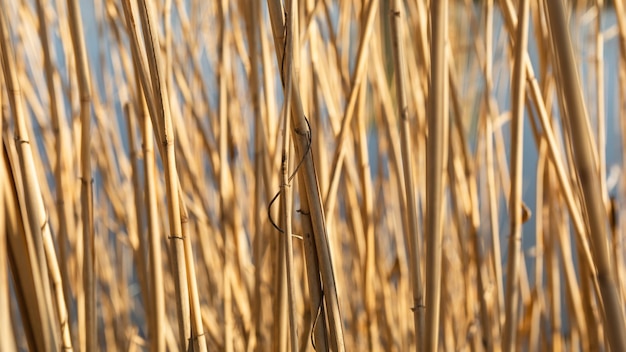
[0,63,12,352]
[502,0,530,349]
[323,0,378,218]
[66,0,96,349]
[141,92,165,352]
[389,0,424,348]
[484,1,505,338]
[246,0,265,348]
[280,2,299,351]
[35,0,75,333]
[424,0,448,350]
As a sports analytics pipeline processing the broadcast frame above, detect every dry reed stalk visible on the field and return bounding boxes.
[529,108,591,347]
[407,0,430,89]
[533,150,585,351]
[611,197,624,302]
[499,3,601,347]
[266,0,346,350]
[99,233,116,349]
[123,102,152,330]
[502,0,530,349]
[111,14,164,351]
[0,5,62,350]
[279,0,299,349]
[475,137,501,349]
[317,0,349,94]
[291,55,328,348]
[260,18,279,160]
[447,45,489,347]
[595,1,608,209]
[499,0,596,275]
[217,11,236,351]
[424,0,448,350]
[370,49,416,349]
[389,0,424,348]
[529,73,596,269]
[578,252,602,349]
[483,3,505,337]
[177,194,206,351]
[140,88,166,352]
[323,0,378,219]
[132,0,197,349]
[354,78,380,350]
[167,99,216,347]
[280,115,298,352]
[617,4,626,270]
[244,0,270,349]
[441,279,454,351]
[300,199,329,351]
[529,139,547,351]
[34,0,75,323]
[2,135,49,351]
[65,0,96,349]
[546,1,626,350]
[452,137,490,348]
[342,160,365,267]
[10,23,76,345]
[124,3,206,349]
[296,170,328,351]
[547,190,563,351]
[340,153,365,349]
[528,71,604,344]
[372,39,408,200]
[2,147,23,352]
[42,223,74,350]
[561,25,609,344]
[556,207,589,348]
[307,32,331,194]
[446,141,471,330]
[335,0,353,90]
[0,82,14,352]
[485,115,505,330]
[613,0,626,328]
[271,207,288,352]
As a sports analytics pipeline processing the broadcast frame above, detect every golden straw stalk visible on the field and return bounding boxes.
[425,0,448,350]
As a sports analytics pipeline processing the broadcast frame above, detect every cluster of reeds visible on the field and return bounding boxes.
[1,0,626,350]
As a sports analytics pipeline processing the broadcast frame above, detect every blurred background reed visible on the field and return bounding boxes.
[1,0,626,351]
